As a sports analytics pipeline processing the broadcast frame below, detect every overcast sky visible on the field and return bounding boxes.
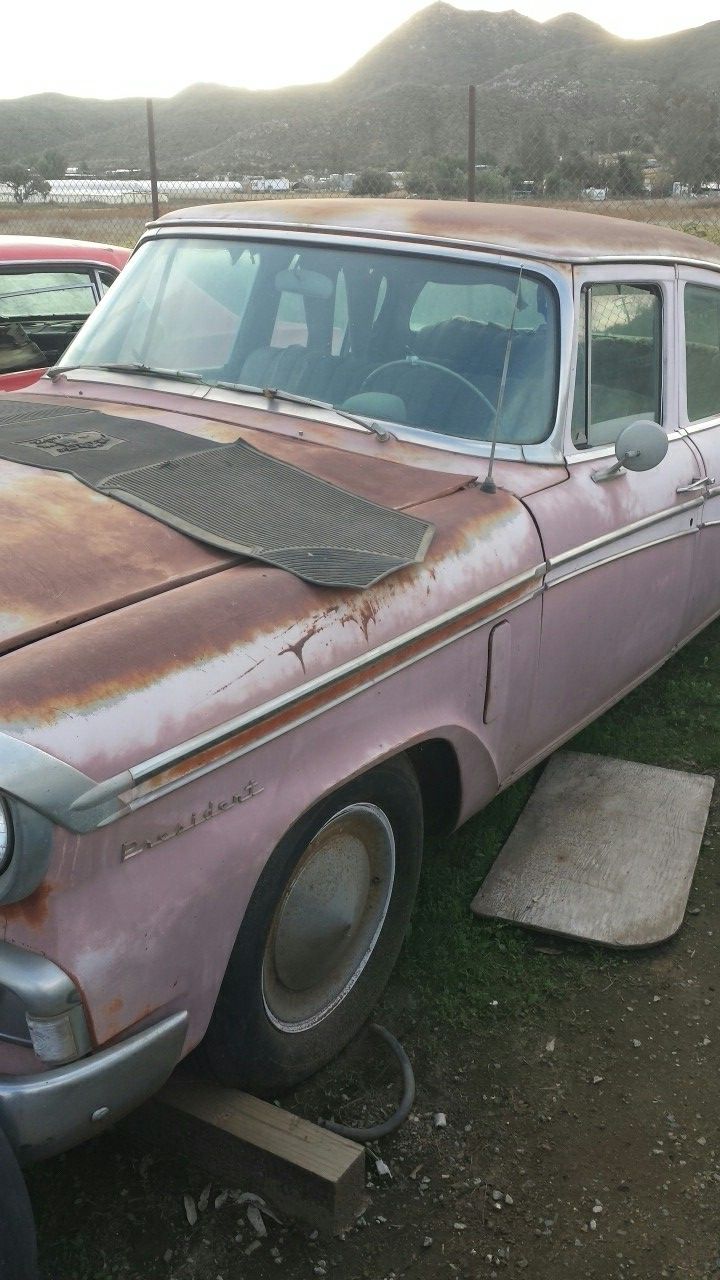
[5,0,718,99]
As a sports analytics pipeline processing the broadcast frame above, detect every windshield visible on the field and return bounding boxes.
[61,236,559,445]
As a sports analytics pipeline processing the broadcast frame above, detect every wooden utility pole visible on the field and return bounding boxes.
[146,98,160,220]
[467,85,476,202]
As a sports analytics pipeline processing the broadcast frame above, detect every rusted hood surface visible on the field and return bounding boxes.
[0,398,475,655]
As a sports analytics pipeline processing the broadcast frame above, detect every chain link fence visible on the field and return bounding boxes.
[1,90,720,250]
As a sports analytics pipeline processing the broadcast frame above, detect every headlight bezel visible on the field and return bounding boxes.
[0,797,14,877]
[0,795,54,907]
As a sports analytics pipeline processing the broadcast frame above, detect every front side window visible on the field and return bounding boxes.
[63,237,560,446]
[685,283,720,422]
[0,268,97,374]
[571,282,662,449]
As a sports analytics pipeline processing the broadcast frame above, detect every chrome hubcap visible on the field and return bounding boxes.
[262,803,396,1032]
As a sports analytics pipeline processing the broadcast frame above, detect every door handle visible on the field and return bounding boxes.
[676,476,715,494]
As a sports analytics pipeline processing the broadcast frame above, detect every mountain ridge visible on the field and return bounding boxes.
[0,4,717,175]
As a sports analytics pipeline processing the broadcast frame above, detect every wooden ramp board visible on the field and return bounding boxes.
[471,751,714,947]
[134,1082,367,1235]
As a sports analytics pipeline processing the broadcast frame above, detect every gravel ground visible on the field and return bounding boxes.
[28,787,720,1280]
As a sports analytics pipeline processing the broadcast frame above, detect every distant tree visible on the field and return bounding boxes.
[404,155,465,199]
[404,161,438,197]
[475,167,512,200]
[516,119,555,187]
[544,150,608,198]
[351,169,394,196]
[664,91,720,189]
[36,149,68,179]
[646,168,674,198]
[0,166,51,203]
[611,153,646,197]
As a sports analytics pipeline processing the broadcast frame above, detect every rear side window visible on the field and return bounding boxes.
[572,283,662,448]
[685,283,720,422]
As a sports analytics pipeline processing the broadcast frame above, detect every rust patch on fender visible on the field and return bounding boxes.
[279,621,323,673]
[1,880,53,929]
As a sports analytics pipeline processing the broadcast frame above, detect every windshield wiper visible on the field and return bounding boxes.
[46,362,205,385]
[214,381,393,443]
[46,366,394,442]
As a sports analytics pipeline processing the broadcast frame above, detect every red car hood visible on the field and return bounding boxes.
[0,400,475,656]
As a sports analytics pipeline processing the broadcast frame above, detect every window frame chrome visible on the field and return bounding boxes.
[563,262,677,465]
[677,264,720,437]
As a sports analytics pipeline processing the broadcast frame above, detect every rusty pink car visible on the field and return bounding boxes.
[1,199,719,1171]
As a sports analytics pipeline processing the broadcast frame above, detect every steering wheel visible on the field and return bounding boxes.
[360,358,496,429]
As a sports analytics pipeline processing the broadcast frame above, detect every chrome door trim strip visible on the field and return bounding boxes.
[68,564,546,823]
[125,582,545,814]
[545,527,697,589]
[0,735,124,834]
[547,497,702,571]
[0,568,545,832]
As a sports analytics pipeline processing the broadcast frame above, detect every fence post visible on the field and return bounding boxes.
[467,85,476,203]
[146,98,160,220]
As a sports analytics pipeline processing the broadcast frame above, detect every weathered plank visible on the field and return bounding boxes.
[471,751,714,947]
[137,1080,367,1234]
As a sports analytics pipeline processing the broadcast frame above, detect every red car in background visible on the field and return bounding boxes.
[0,236,129,391]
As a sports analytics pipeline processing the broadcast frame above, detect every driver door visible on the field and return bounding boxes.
[520,264,702,764]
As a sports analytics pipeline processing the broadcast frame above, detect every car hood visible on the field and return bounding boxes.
[0,397,476,656]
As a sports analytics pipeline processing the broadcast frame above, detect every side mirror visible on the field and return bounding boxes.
[592,420,668,483]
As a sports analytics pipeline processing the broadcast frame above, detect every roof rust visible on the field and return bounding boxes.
[153,198,720,268]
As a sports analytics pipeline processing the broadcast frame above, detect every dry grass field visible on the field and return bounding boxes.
[2,194,720,251]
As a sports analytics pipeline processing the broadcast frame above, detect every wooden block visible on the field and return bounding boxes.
[471,751,714,947]
[135,1080,367,1234]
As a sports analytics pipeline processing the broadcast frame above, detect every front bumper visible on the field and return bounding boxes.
[0,936,187,1162]
[0,1009,188,1163]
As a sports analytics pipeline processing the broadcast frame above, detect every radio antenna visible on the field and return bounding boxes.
[480,266,524,494]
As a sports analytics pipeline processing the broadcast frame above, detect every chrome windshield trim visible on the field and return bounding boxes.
[129,227,573,462]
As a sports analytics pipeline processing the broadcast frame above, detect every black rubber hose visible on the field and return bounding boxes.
[320,1022,415,1142]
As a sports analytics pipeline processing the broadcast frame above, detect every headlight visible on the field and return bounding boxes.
[0,798,14,875]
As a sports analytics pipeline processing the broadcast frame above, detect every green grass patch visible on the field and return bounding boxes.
[395,619,720,1029]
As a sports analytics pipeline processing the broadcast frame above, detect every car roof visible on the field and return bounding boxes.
[153,198,720,269]
[0,235,128,264]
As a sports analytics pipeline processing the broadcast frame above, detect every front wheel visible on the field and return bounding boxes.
[201,756,423,1095]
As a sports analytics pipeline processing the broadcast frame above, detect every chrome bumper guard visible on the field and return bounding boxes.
[0,941,187,1162]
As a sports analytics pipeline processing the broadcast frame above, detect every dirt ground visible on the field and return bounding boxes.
[28,789,720,1280]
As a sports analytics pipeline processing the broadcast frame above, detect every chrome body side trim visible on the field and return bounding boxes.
[545,527,697,588]
[72,564,547,821]
[546,497,702,573]
[0,1010,188,1163]
[0,735,127,835]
